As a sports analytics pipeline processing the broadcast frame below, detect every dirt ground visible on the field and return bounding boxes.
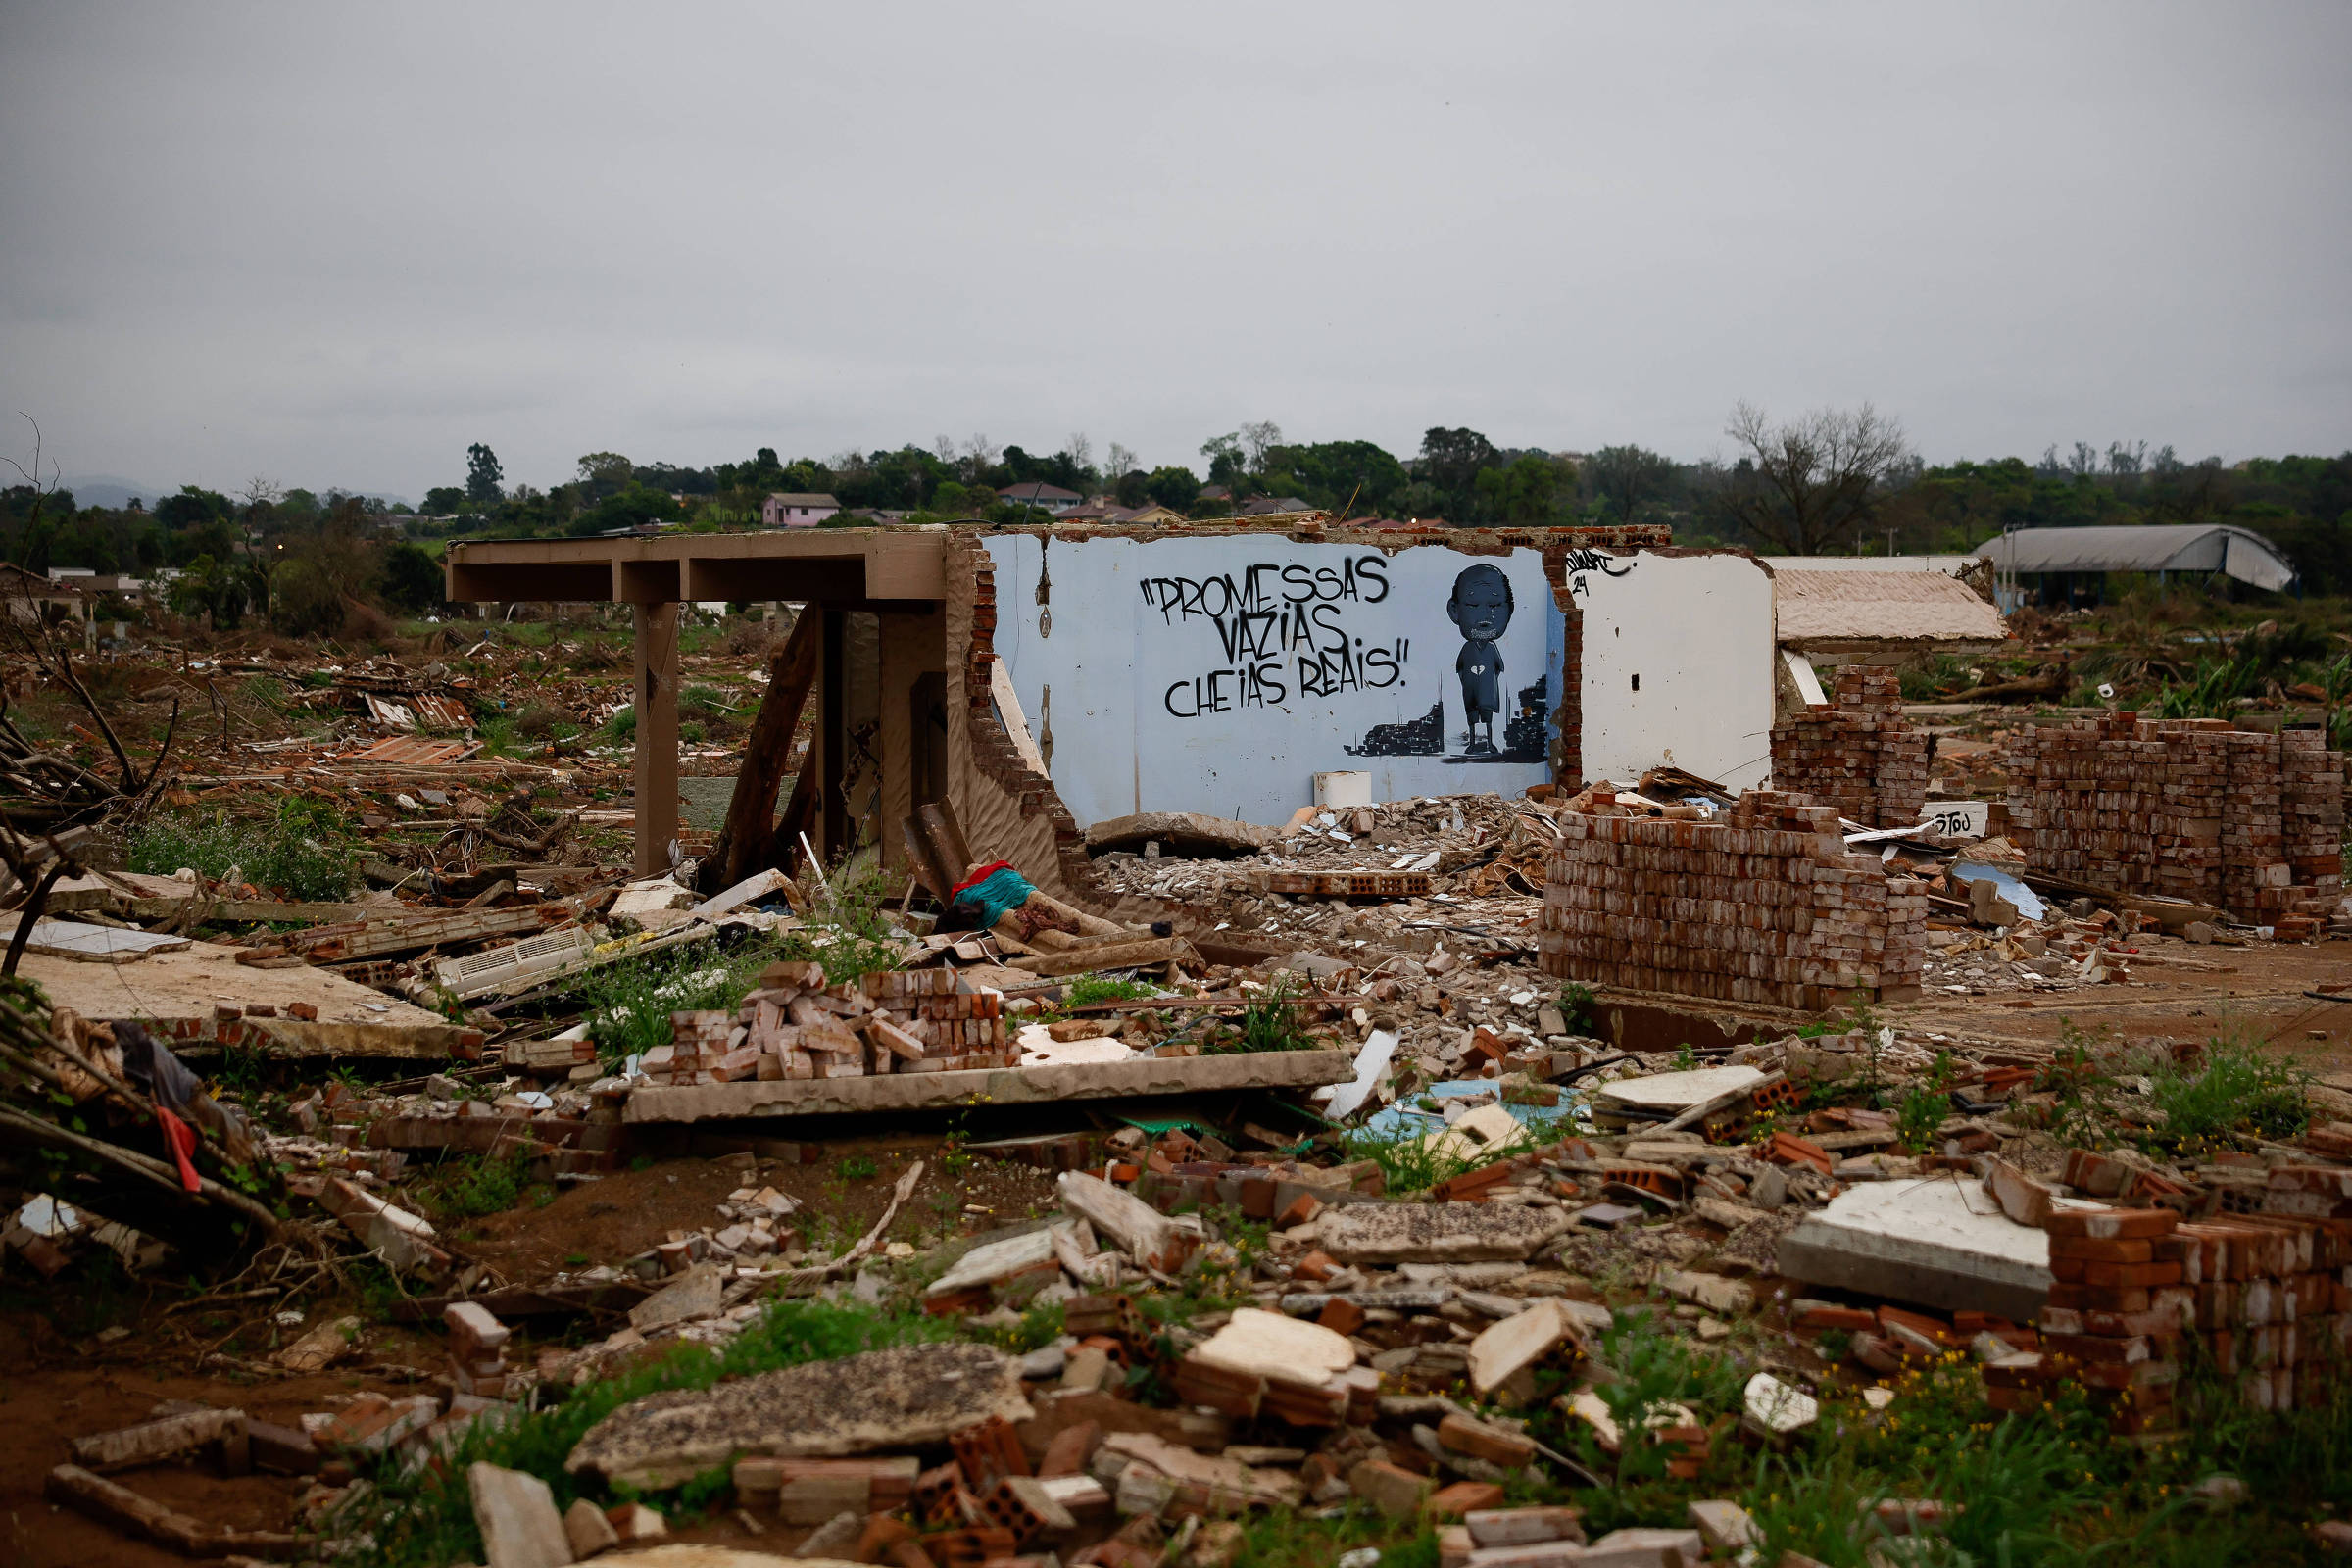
[1893,933,2352,1081]
[459,1136,1062,1281]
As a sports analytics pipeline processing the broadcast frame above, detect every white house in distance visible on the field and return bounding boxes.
[762,492,841,528]
[996,482,1081,514]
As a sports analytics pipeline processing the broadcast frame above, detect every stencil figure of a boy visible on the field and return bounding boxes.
[1446,564,1512,756]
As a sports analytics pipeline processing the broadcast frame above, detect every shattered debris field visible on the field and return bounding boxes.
[7,601,2352,1568]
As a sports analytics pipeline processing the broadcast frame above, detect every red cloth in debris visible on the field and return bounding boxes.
[156,1106,202,1193]
[948,859,1018,900]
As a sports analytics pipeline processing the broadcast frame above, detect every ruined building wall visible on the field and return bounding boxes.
[1768,667,1930,829]
[1539,789,1927,1010]
[943,531,1077,898]
[2002,716,2344,926]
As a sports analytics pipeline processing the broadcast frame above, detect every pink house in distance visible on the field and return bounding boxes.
[762,491,841,528]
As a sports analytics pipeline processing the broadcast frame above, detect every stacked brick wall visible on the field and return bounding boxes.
[1768,667,1930,829]
[1538,788,1926,1010]
[1984,1177,2352,1432]
[2002,715,2343,926]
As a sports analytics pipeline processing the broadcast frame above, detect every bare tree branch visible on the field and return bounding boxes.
[1714,402,1911,554]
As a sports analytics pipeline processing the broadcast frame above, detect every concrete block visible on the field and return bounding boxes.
[466,1462,570,1568]
[1320,1202,1574,1265]
[1467,1299,1583,1397]
[1778,1178,2052,1321]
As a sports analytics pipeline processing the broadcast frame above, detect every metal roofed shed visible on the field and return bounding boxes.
[1978,524,2297,599]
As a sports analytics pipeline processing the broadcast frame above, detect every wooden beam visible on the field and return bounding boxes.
[707,612,820,888]
[632,601,680,876]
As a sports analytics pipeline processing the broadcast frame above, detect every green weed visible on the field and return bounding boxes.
[577,937,784,1065]
[127,797,359,901]
[838,1154,878,1181]
[1206,977,1317,1055]
[1895,1085,1947,1154]
[415,1152,532,1219]
[1064,976,1158,1008]
[2147,1037,2311,1152]
[1341,1110,1560,1195]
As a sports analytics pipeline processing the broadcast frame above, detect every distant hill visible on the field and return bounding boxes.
[59,475,167,510]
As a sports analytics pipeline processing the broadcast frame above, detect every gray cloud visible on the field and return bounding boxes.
[2,0,2346,498]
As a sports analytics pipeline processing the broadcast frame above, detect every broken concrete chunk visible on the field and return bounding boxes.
[796,1510,866,1558]
[1688,1497,1760,1553]
[1741,1372,1819,1439]
[928,1226,1065,1299]
[1100,1430,1299,1509]
[628,1264,726,1332]
[1779,1180,2051,1322]
[1595,1064,1764,1113]
[1191,1307,1355,1389]
[1659,1270,1753,1316]
[1467,1298,1584,1398]
[1318,1202,1573,1265]
[467,1461,571,1568]
[1581,1525,1706,1567]
[1055,1171,1195,1273]
[565,1342,1031,1489]
[563,1495,618,1558]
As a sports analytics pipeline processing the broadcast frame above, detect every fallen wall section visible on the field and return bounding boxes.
[1768,666,1929,829]
[1539,789,1926,1009]
[2002,715,2344,928]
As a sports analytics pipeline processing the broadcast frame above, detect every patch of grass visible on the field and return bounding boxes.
[1064,976,1158,1008]
[414,1152,532,1219]
[2147,1037,2310,1152]
[1894,1084,1947,1154]
[599,706,637,743]
[343,1298,947,1568]
[1206,977,1317,1055]
[126,797,359,901]
[838,1154,878,1181]
[473,714,519,757]
[1341,1110,1560,1195]
[576,935,786,1066]
[761,856,908,985]
[680,683,735,718]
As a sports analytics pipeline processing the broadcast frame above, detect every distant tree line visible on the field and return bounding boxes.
[9,406,2351,628]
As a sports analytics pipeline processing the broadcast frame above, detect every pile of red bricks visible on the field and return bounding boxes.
[1984,1176,2352,1431]
[643,959,1011,1086]
[2002,715,2344,929]
[1539,788,1927,1009]
[1769,666,1931,829]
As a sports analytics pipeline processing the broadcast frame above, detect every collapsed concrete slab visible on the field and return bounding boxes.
[1777,1177,2052,1321]
[565,1342,1031,1489]
[16,937,471,1059]
[1592,1064,1764,1115]
[1318,1202,1574,1265]
[622,1049,1351,1122]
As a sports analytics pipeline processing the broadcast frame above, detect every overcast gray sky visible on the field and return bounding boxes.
[3,2,2347,501]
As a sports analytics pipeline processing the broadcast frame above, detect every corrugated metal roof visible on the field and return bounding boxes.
[1975,524,2295,592]
[1774,569,2011,647]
